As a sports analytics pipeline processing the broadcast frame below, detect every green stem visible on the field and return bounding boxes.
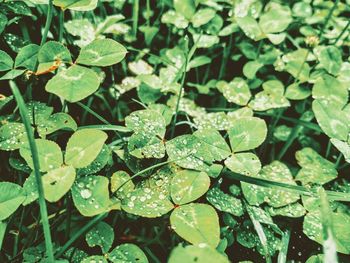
[10,82,54,262]
[334,20,350,45]
[55,213,107,258]
[170,53,189,138]
[318,0,340,42]
[132,0,139,39]
[58,10,64,42]
[40,0,54,46]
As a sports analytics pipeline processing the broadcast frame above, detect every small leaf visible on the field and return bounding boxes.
[0,182,26,220]
[170,203,220,248]
[216,78,251,106]
[20,139,63,172]
[236,16,264,41]
[174,0,196,20]
[108,244,148,263]
[86,221,114,254]
[53,0,98,11]
[72,175,111,217]
[295,147,337,185]
[228,117,267,152]
[191,8,216,28]
[0,50,13,71]
[42,165,76,202]
[259,4,292,33]
[267,203,306,218]
[168,244,229,263]
[45,65,100,103]
[65,129,107,168]
[225,152,261,176]
[317,46,342,75]
[206,187,244,216]
[37,112,77,137]
[77,145,110,176]
[0,122,28,151]
[15,44,40,70]
[76,39,127,67]
[171,170,210,205]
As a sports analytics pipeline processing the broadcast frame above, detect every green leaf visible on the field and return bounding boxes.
[285,83,311,100]
[248,80,290,111]
[125,109,166,159]
[0,50,13,71]
[111,171,135,198]
[0,69,25,80]
[243,60,263,79]
[166,134,213,171]
[191,8,216,28]
[193,129,231,161]
[216,78,251,106]
[206,187,244,216]
[45,65,100,103]
[86,221,114,254]
[171,170,210,205]
[42,165,76,202]
[312,74,348,108]
[303,210,350,254]
[77,144,110,176]
[0,182,26,220]
[20,139,63,172]
[241,161,300,207]
[82,256,107,263]
[170,203,220,248]
[26,101,53,124]
[317,46,342,75]
[65,129,108,168]
[15,44,40,71]
[259,4,292,34]
[312,100,348,141]
[76,39,127,67]
[225,152,261,176]
[280,49,310,83]
[161,10,189,29]
[0,221,6,250]
[236,16,264,41]
[227,117,267,152]
[168,244,229,263]
[330,138,350,163]
[174,0,196,20]
[0,122,28,151]
[23,173,39,205]
[0,13,7,35]
[267,203,306,218]
[295,147,337,185]
[108,244,148,263]
[37,41,72,74]
[53,0,98,11]
[72,175,111,217]
[121,184,173,218]
[37,112,77,137]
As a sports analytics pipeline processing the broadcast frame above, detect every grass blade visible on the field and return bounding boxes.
[10,81,54,261]
[277,230,290,263]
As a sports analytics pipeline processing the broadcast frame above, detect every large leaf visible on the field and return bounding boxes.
[0,50,13,71]
[259,4,292,33]
[76,39,127,67]
[170,203,220,248]
[236,16,264,41]
[317,46,342,75]
[171,170,210,205]
[71,175,111,217]
[15,44,40,71]
[216,78,251,106]
[174,0,196,20]
[168,244,229,263]
[20,139,63,172]
[45,65,100,102]
[65,129,107,168]
[42,165,76,202]
[227,117,267,152]
[0,182,26,220]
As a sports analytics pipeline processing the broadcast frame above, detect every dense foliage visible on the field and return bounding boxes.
[0,0,350,262]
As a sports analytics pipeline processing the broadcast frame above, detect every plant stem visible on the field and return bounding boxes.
[170,53,188,138]
[132,0,139,39]
[58,10,64,42]
[41,0,54,46]
[10,82,54,262]
[318,0,340,42]
[333,20,350,45]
